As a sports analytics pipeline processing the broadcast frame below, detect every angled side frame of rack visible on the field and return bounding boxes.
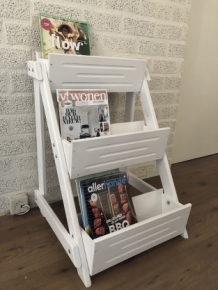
[28,53,191,288]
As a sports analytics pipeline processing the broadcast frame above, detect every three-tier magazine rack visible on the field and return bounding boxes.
[27,53,191,288]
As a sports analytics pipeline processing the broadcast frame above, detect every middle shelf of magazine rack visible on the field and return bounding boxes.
[81,188,192,276]
[62,121,170,179]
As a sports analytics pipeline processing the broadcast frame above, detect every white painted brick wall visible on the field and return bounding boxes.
[139,40,168,56]
[0,0,192,215]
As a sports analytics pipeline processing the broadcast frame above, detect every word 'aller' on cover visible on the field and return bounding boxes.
[77,172,138,239]
[38,13,91,59]
[56,89,110,141]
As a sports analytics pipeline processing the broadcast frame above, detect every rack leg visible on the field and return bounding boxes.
[35,189,91,287]
[77,268,92,288]
[124,92,135,122]
[181,229,188,239]
[38,63,92,287]
[34,79,47,196]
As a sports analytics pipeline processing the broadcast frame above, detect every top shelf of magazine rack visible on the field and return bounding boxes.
[45,53,150,93]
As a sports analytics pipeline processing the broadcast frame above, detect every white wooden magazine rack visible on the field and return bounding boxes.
[28,53,191,288]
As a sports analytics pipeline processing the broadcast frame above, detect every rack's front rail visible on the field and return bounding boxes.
[81,189,191,276]
[62,122,170,179]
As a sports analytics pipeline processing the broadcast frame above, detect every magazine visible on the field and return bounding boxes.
[78,172,138,239]
[56,89,110,141]
[38,13,91,59]
[75,169,119,230]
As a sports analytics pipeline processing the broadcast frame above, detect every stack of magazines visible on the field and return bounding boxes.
[76,170,138,239]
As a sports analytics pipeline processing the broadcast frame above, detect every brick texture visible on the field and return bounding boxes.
[0,0,30,20]
[0,0,192,215]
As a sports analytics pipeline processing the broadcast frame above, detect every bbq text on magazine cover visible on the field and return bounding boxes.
[79,172,138,239]
[39,13,91,59]
[57,89,110,141]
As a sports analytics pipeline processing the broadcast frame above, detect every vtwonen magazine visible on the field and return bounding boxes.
[56,89,110,141]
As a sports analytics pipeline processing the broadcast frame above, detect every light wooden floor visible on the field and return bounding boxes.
[0,154,218,290]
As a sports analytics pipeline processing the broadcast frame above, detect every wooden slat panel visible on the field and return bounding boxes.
[90,205,191,275]
[80,191,191,275]
[49,54,146,92]
[69,128,170,179]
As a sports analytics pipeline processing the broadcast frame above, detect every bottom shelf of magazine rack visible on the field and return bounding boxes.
[81,188,191,276]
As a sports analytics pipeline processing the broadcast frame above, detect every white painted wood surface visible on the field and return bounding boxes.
[37,62,91,287]
[27,61,42,80]
[81,190,191,276]
[34,79,47,196]
[63,127,170,179]
[128,172,156,193]
[124,92,136,122]
[48,54,147,92]
[110,121,145,135]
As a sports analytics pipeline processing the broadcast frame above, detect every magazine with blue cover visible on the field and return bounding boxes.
[75,169,119,230]
[78,172,138,239]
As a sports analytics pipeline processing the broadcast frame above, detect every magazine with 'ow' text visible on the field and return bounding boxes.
[39,13,91,59]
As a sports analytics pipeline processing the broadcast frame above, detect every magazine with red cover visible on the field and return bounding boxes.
[39,13,91,59]
[78,172,138,239]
